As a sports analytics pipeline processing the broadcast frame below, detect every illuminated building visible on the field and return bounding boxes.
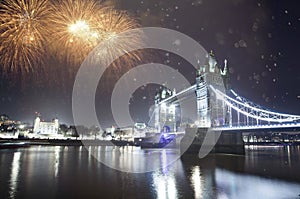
[33,116,59,135]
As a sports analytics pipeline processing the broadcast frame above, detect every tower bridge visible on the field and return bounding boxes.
[152,51,300,154]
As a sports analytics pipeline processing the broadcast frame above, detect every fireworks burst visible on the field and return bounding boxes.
[49,0,102,66]
[50,0,143,69]
[93,7,144,69]
[0,0,51,73]
[0,0,144,77]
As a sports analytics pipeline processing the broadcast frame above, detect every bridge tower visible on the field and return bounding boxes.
[154,51,232,132]
[196,51,231,127]
[196,60,211,127]
[186,52,245,155]
[154,88,177,132]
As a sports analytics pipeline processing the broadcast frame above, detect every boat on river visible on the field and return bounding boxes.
[134,133,178,149]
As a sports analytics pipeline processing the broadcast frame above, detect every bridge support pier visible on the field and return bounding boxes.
[182,128,245,156]
[214,131,245,155]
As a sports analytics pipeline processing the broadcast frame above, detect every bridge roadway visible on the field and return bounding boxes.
[212,123,300,131]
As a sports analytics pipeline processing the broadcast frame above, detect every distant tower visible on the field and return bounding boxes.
[53,118,59,134]
[33,116,41,134]
[196,60,211,127]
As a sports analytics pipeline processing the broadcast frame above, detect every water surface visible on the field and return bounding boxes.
[1,145,300,199]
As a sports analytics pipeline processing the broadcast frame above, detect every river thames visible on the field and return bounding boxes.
[1,145,300,199]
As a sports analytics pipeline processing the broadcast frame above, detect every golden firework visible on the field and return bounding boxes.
[93,7,143,69]
[0,0,51,73]
[49,0,102,66]
[50,0,143,69]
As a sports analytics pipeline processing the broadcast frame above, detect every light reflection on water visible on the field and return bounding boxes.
[152,170,177,199]
[88,146,181,173]
[151,150,184,199]
[0,145,300,199]
[190,166,202,199]
[54,146,61,178]
[215,168,300,199]
[9,151,21,199]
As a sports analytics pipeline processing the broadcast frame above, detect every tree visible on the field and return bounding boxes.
[75,125,89,138]
[89,125,100,139]
[59,124,69,135]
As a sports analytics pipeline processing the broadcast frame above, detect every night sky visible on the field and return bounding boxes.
[0,0,299,127]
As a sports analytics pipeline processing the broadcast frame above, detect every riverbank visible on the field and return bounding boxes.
[2,138,300,150]
[245,141,300,146]
[0,138,115,148]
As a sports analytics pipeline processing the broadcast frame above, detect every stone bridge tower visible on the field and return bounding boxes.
[196,51,230,128]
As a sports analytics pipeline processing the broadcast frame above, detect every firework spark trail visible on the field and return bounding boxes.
[0,0,51,73]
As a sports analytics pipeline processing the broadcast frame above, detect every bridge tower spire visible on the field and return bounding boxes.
[220,59,231,92]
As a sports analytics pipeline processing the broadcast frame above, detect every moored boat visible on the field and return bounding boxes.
[135,133,177,149]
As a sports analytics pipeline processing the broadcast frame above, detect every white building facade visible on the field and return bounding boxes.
[33,117,59,135]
